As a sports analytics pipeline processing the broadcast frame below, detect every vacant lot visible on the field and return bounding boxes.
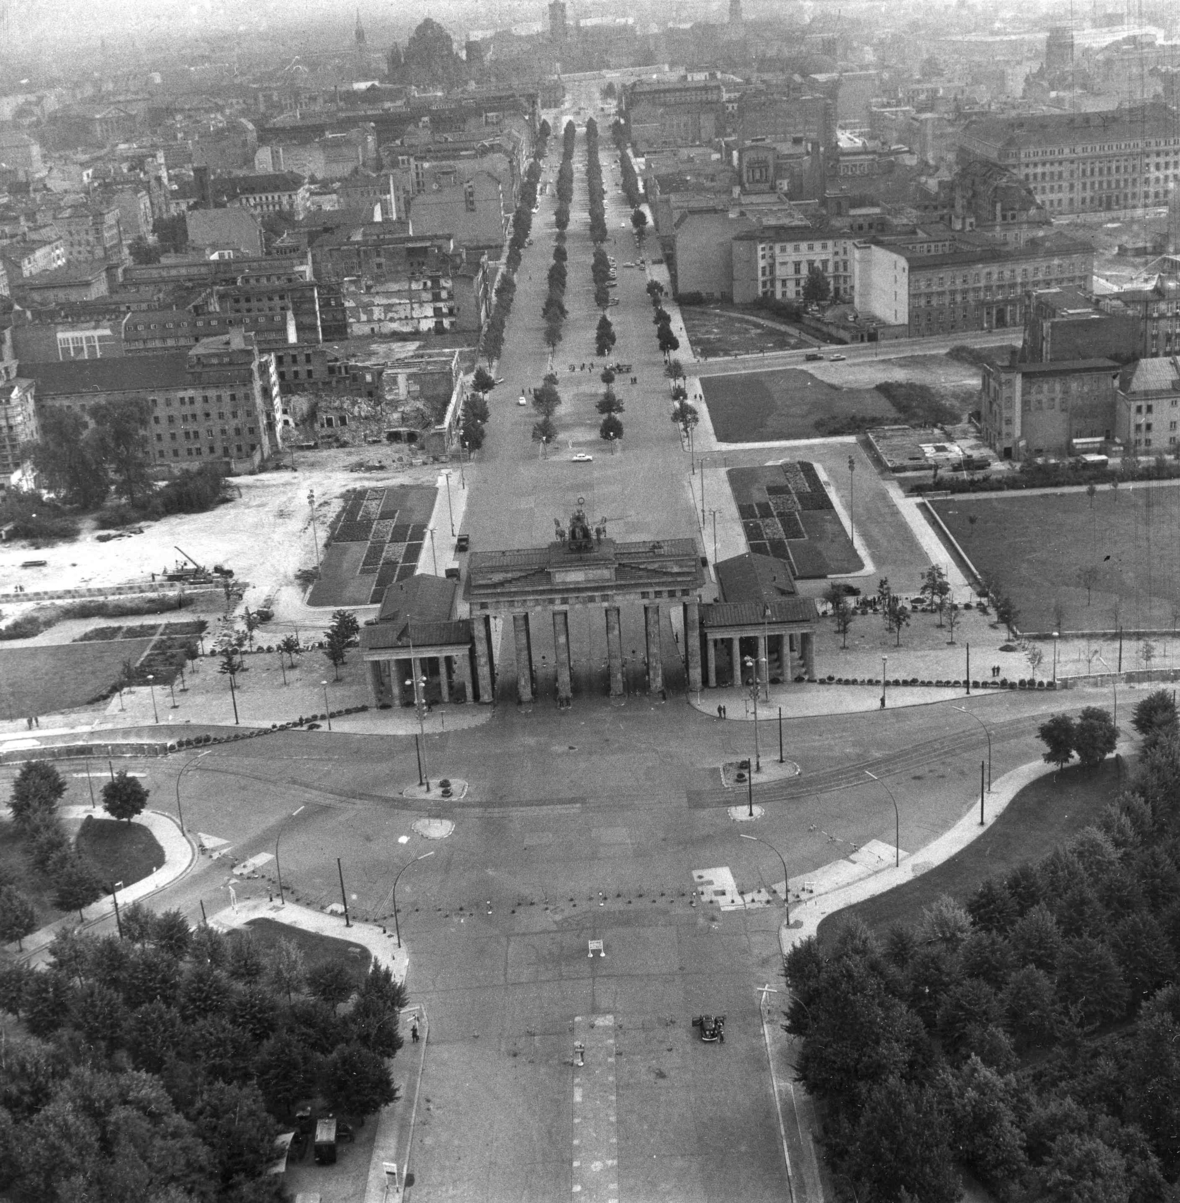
[702,369,894,442]
[818,758,1119,943]
[681,306,811,358]
[0,638,154,720]
[930,484,1180,633]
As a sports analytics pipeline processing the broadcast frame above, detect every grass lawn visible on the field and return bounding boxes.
[930,486,1180,633]
[681,306,810,357]
[817,758,1121,944]
[75,814,165,890]
[0,638,154,720]
[701,368,894,442]
[245,918,372,989]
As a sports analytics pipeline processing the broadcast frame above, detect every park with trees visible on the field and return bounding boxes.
[787,690,1180,1203]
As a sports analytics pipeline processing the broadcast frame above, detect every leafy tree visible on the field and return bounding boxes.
[1040,1132,1131,1203]
[596,390,624,416]
[670,399,698,437]
[1057,936,1128,1027]
[229,984,278,1043]
[29,408,110,508]
[128,235,162,265]
[594,314,616,357]
[323,628,349,680]
[656,325,679,356]
[938,977,1001,1053]
[27,814,70,874]
[917,894,972,950]
[1110,912,1175,1003]
[10,760,66,834]
[959,929,1016,991]
[465,392,490,425]
[1001,964,1060,1052]
[1039,714,1077,771]
[279,635,301,669]
[154,910,194,961]
[320,1042,397,1120]
[646,279,665,300]
[1077,564,1100,606]
[122,945,181,1009]
[189,1081,277,1189]
[802,265,832,306]
[179,962,232,1023]
[883,594,910,646]
[0,885,37,950]
[471,366,496,393]
[307,962,355,1012]
[965,877,1019,934]
[102,770,149,823]
[1074,706,1118,767]
[52,855,104,921]
[329,609,360,646]
[1132,690,1178,743]
[995,593,1020,638]
[255,1035,318,1119]
[88,398,152,506]
[630,207,648,242]
[599,413,624,443]
[942,1057,1029,1195]
[532,417,557,446]
[919,564,951,623]
[833,598,856,648]
[266,938,305,1005]
[69,980,129,1050]
[460,416,485,451]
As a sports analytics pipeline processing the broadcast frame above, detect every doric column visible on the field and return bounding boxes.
[366,660,383,706]
[472,615,494,704]
[730,637,740,686]
[439,655,451,702]
[513,612,534,704]
[605,606,624,698]
[802,630,815,679]
[757,634,768,693]
[644,604,663,695]
[706,636,717,688]
[553,610,573,704]
[684,599,702,693]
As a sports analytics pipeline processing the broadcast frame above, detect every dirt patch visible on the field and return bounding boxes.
[681,306,810,358]
[702,369,894,442]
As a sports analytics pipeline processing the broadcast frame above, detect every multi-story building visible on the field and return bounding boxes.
[52,204,125,266]
[1023,287,1138,362]
[1116,357,1180,455]
[14,262,111,305]
[408,167,508,259]
[202,275,323,347]
[0,323,36,482]
[0,131,45,180]
[958,101,1180,215]
[271,345,384,398]
[29,328,279,475]
[0,236,67,281]
[731,224,853,304]
[1099,277,1180,358]
[980,358,1120,460]
[341,250,485,337]
[215,172,312,221]
[622,79,725,153]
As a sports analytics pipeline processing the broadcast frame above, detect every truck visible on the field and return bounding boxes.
[313,1117,337,1165]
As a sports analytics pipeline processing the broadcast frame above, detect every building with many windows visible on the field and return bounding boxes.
[958,102,1180,215]
[1116,357,1180,455]
[731,224,852,304]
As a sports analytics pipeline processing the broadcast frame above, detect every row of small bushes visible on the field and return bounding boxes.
[813,676,1057,690]
[167,705,371,749]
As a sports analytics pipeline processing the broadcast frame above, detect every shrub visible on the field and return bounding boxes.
[0,613,52,640]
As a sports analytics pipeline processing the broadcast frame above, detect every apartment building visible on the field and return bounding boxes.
[1116,357,1180,455]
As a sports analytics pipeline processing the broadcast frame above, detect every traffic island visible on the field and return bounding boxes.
[720,758,800,787]
[401,777,468,801]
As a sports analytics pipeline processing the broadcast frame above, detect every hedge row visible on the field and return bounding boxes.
[811,676,1057,690]
[166,705,370,750]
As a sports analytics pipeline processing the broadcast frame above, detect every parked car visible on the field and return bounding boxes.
[804,353,822,361]
[570,452,594,462]
[692,1015,726,1043]
[828,353,847,361]
[518,395,528,405]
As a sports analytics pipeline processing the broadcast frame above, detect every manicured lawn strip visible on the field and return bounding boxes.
[75,814,165,890]
[816,758,1121,945]
[245,917,372,989]
[0,638,154,717]
[929,487,1180,632]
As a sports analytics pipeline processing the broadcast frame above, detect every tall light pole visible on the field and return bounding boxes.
[443,471,455,536]
[390,851,436,948]
[863,770,900,866]
[743,654,761,772]
[761,603,771,702]
[847,455,856,549]
[1052,630,1059,684]
[175,748,212,835]
[953,705,992,792]
[880,655,888,709]
[740,833,789,921]
[708,509,719,564]
[308,488,320,566]
[406,667,431,791]
[147,674,159,724]
[428,527,438,575]
[458,440,467,488]
[321,680,331,731]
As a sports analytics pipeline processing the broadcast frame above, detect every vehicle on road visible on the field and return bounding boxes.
[313,1117,337,1165]
[804,353,822,361]
[570,452,594,462]
[518,395,528,405]
[829,354,847,361]
[692,1015,725,1043]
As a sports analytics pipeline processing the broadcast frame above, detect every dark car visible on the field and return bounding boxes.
[692,1014,726,1043]
[804,353,822,361]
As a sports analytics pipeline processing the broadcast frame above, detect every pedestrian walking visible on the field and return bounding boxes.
[717,704,723,719]
[411,1019,420,1043]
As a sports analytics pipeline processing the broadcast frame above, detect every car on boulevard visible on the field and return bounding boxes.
[829,354,847,361]
[570,452,593,462]
[518,394,528,405]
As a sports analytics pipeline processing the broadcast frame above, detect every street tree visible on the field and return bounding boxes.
[279,635,301,668]
[884,595,910,646]
[267,939,306,1005]
[1074,706,1118,767]
[599,414,624,443]
[802,265,832,306]
[101,771,149,823]
[595,314,616,357]
[1039,714,1077,771]
[666,358,685,380]
[10,760,66,834]
[657,325,680,357]
[29,408,110,509]
[464,392,489,425]
[53,856,104,921]
[471,366,496,394]
[307,963,355,1013]
[320,1042,398,1120]
[945,600,961,644]
[995,594,1020,638]
[596,389,624,416]
[630,208,648,243]
[532,417,557,446]
[645,279,665,301]
[1132,690,1178,742]
[670,400,698,439]
[834,598,857,648]
[329,609,360,646]
[919,565,951,624]
[323,629,349,680]
[1077,565,1100,606]
[0,885,37,950]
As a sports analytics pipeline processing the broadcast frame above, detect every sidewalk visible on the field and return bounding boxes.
[3,803,196,964]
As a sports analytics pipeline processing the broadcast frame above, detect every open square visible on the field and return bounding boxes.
[701,368,895,442]
[930,484,1180,633]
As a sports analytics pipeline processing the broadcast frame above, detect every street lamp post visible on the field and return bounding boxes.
[740,833,790,921]
[458,441,467,488]
[321,680,331,731]
[308,489,320,565]
[847,455,856,549]
[275,826,286,905]
[953,705,992,791]
[428,527,438,575]
[147,674,159,724]
[111,880,124,938]
[443,471,455,536]
[1052,630,1059,684]
[708,509,719,564]
[406,668,431,791]
[742,655,761,773]
[761,603,771,703]
[228,668,239,725]
[880,655,888,709]
[391,851,436,948]
[864,770,900,866]
[175,748,212,835]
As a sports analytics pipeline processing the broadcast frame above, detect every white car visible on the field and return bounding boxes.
[518,394,528,405]
[570,452,594,462]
